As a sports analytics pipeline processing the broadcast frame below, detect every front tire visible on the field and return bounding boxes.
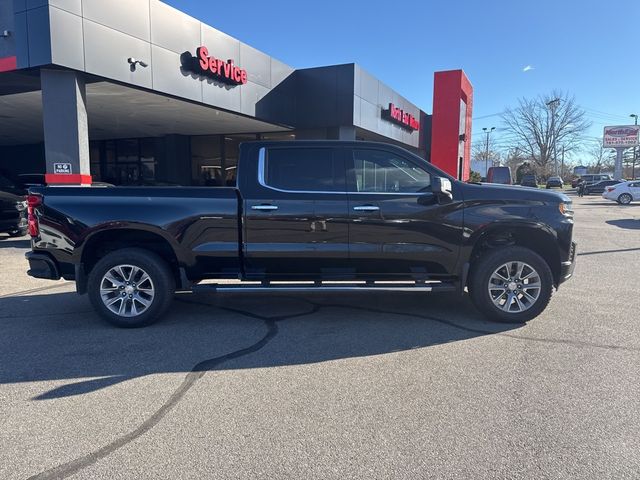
[87,248,175,327]
[469,246,553,323]
[618,193,632,205]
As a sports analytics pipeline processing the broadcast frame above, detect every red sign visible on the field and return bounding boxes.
[182,46,247,86]
[382,103,420,131]
[0,56,17,73]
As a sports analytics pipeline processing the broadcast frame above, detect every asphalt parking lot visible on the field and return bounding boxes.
[1,194,639,479]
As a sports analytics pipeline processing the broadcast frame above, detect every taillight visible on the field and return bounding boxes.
[27,194,42,237]
[606,186,616,192]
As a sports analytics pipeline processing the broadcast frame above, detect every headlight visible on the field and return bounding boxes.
[559,202,573,216]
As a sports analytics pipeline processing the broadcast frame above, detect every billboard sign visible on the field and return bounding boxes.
[603,125,640,148]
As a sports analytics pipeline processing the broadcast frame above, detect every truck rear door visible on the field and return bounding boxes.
[241,145,350,279]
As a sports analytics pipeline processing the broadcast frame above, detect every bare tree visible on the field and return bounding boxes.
[586,138,608,173]
[472,135,501,168]
[501,91,591,174]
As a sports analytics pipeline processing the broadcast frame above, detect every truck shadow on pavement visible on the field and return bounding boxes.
[0,290,523,401]
[605,219,640,230]
[0,237,30,248]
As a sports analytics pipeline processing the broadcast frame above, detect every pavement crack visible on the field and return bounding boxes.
[27,301,318,480]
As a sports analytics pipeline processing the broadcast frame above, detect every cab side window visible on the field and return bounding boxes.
[350,149,431,193]
[263,148,345,192]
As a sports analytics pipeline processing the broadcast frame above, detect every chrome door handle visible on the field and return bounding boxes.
[353,205,380,211]
[251,204,278,211]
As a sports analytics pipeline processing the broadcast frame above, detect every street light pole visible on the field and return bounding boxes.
[631,114,638,180]
[483,126,495,177]
[547,98,560,175]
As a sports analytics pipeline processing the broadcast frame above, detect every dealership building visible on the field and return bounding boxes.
[0,0,473,186]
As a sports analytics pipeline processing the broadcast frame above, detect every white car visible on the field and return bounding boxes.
[602,180,640,205]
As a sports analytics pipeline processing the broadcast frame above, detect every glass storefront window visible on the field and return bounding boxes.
[89,141,101,181]
[91,138,158,186]
[117,139,138,163]
[224,134,258,186]
[191,135,222,186]
[260,132,296,141]
[140,138,156,183]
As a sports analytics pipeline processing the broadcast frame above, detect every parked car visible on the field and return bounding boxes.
[486,166,512,185]
[579,174,612,187]
[546,176,564,189]
[25,141,576,327]
[0,173,28,237]
[602,180,640,205]
[584,179,621,195]
[521,174,538,188]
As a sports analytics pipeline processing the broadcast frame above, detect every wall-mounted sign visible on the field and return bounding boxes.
[182,46,248,86]
[603,125,640,148]
[381,103,420,131]
[53,163,72,174]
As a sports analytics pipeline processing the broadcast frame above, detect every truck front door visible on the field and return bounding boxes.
[242,145,350,279]
[346,147,463,279]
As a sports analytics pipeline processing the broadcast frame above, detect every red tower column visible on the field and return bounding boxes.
[430,70,473,181]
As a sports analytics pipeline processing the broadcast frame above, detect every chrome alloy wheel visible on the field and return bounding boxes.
[100,264,155,317]
[487,261,541,313]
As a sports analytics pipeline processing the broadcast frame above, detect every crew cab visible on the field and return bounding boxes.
[25,141,576,327]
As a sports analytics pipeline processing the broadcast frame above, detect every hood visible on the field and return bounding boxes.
[459,182,570,204]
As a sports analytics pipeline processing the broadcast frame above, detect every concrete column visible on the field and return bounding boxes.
[337,126,356,140]
[41,69,90,185]
[327,126,356,140]
[614,148,624,181]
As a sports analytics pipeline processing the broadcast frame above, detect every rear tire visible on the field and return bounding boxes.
[618,193,632,205]
[87,248,175,328]
[469,246,553,323]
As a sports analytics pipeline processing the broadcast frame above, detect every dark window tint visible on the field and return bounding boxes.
[351,149,430,193]
[0,173,15,188]
[264,148,344,192]
[487,167,512,184]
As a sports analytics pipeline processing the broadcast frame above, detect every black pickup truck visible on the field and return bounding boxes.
[25,141,576,327]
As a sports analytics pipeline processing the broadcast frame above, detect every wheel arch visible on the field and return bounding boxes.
[467,223,562,287]
[78,227,184,292]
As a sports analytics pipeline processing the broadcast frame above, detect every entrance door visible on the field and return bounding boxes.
[346,147,462,279]
[243,145,350,279]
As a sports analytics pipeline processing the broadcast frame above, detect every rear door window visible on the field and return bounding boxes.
[262,147,345,192]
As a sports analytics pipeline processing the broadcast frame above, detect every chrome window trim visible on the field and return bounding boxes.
[257,147,432,196]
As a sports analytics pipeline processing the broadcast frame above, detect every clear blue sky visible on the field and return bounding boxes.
[165,0,639,154]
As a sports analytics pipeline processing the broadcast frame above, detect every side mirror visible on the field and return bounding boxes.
[432,176,453,202]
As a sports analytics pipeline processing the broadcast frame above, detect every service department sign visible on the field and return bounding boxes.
[181,46,248,86]
[603,125,640,148]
